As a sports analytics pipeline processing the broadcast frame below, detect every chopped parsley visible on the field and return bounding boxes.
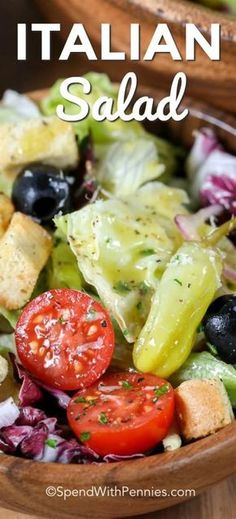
[98,412,109,424]
[79,431,91,442]
[113,281,132,294]
[174,278,183,286]
[74,396,88,404]
[153,384,169,402]
[138,281,149,295]
[123,328,129,337]
[121,380,133,390]
[74,396,97,406]
[139,248,156,257]
[136,301,142,311]
[45,438,57,449]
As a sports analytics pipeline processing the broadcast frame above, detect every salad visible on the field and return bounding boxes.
[0,74,236,464]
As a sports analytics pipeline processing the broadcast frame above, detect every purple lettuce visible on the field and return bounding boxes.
[200,167,236,215]
[15,363,43,406]
[0,360,147,464]
[0,425,32,451]
[186,128,222,180]
[16,406,47,426]
[186,129,236,215]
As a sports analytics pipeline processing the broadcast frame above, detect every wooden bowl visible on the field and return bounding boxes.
[35,0,236,114]
[0,88,236,519]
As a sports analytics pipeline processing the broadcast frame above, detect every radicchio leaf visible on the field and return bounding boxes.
[13,362,43,406]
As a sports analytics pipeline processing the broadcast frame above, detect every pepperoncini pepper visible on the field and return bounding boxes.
[133,218,236,378]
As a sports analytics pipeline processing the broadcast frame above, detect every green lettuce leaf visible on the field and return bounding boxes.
[121,181,189,220]
[95,140,165,197]
[171,351,236,407]
[48,235,83,290]
[0,334,16,355]
[56,193,182,342]
[0,307,20,330]
[95,136,180,196]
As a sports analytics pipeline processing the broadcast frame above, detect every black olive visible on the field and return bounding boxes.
[203,295,236,363]
[12,164,74,224]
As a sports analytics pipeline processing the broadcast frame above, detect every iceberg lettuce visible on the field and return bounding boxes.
[47,236,83,290]
[56,191,183,341]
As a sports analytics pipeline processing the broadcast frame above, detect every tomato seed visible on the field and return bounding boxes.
[33,315,44,324]
[29,340,38,353]
[144,405,153,413]
[74,360,83,373]
[87,325,97,336]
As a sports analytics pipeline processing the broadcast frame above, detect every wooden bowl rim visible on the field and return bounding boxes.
[110,0,236,42]
[0,86,235,486]
[0,422,235,482]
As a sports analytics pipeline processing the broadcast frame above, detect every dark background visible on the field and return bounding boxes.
[0,0,87,94]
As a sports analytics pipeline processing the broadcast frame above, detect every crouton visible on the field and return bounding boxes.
[0,116,79,190]
[0,355,8,384]
[0,212,52,309]
[175,379,234,441]
[0,193,14,237]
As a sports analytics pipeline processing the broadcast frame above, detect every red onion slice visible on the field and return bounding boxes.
[175,205,223,241]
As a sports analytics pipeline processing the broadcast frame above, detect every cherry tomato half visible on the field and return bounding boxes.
[67,371,175,456]
[15,289,115,390]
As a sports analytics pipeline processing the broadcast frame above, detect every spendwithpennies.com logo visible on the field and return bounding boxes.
[45,486,196,500]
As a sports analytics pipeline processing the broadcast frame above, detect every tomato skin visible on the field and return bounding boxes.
[67,372,175,456]
[15,289,115,391]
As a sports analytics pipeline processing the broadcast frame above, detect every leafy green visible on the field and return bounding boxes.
[0,334,16,355]
[95,139,165,196]
[0,307,20,330]
[55,194,181,342]
[48,236,83,290]
[122,181,189,221]
[94,133,182,197]
[0,107,22,124]
[171,351,236,408]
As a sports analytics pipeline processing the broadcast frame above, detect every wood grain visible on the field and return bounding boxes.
[35,0,236,113]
